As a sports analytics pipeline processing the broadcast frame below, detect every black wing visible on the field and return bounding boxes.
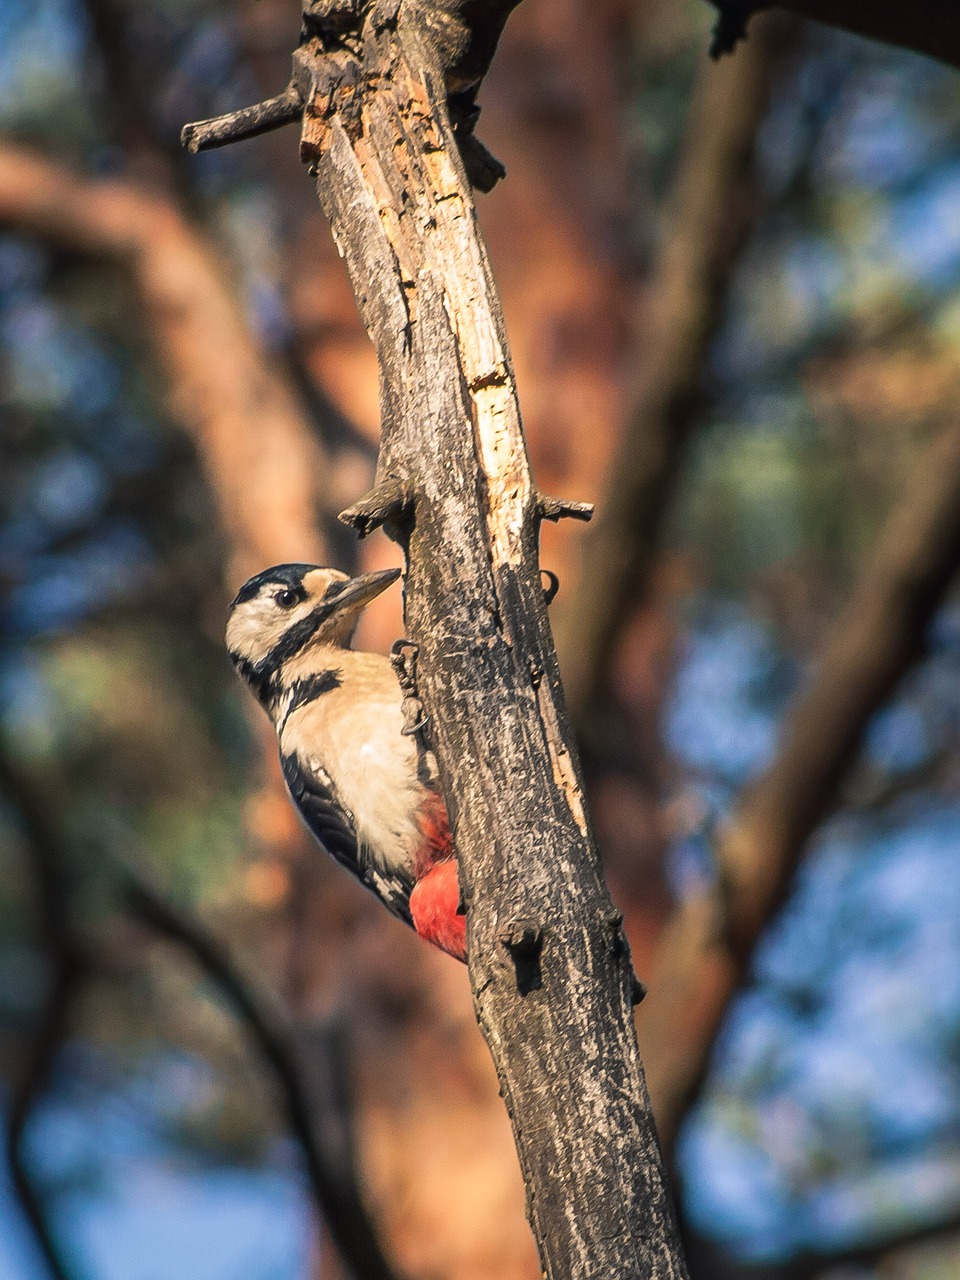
[280,749,414,928]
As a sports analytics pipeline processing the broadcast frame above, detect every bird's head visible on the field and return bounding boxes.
[225,564,401,701]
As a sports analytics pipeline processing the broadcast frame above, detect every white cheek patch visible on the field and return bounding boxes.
[226,609,274,665]
[227,595,317,666]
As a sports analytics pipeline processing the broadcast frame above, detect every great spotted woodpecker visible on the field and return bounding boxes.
[225,564,465,960]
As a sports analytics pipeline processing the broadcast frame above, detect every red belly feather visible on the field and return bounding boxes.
[410,792,466,960]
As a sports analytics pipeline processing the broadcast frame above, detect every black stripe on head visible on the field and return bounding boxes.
[260,599,342,671]
[231,563,317,608]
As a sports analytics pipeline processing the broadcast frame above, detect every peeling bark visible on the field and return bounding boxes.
[184,2,689,1274]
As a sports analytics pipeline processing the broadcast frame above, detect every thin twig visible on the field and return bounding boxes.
[181,87,305,154]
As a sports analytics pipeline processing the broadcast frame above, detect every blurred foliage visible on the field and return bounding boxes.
[2,0,960,1277]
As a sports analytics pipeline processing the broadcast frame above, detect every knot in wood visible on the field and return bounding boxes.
[400,696,429,737]
[390,639,419,696]
[497,919,543,959]
[537,493,595,524]
[603,907,629,960]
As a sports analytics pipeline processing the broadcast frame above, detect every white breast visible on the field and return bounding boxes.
[278,649,431,876]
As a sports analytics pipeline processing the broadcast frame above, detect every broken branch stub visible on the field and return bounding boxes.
[186,3,689,1276]
[180,0,516,190]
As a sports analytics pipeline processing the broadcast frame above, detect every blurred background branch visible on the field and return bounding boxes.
[0,754,90,1280]
[556,10,798,728]
[713,1,960,71]
[0,745,399,1280]
[0,141,336,582]
[120,870,400,1280]
[641,410,960,1148]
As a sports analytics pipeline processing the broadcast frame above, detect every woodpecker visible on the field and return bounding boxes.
[226,563,465,960]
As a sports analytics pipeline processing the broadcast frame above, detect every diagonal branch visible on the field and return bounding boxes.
[0,141,331,580]
[182,2,689,1275]
[0,749,400,1280]
[709,0,960,69]
[639,414,960,1148]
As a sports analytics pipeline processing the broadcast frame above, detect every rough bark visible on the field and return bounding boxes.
[556,12,795,725]
[236,4,642,1271]
[638,415,960,1148]
[182,2,689,1275]
[0,142,332,581]
[711,0,960,69]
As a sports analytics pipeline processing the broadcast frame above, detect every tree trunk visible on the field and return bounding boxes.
[188,2,688,1275]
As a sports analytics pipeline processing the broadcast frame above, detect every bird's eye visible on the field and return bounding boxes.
[274,588,298,609]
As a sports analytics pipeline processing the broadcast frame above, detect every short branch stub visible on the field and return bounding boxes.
[339,478,412,538]
[537,494,595,524]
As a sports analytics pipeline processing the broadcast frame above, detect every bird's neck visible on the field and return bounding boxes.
[267,640,351,724]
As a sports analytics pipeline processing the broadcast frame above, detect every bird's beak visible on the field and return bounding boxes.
[329,567,402,612]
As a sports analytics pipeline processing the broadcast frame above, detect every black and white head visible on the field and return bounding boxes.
[225,563,401,703]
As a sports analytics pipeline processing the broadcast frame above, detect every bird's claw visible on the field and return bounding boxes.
[390,639,420,695]
[401,696,430,736]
